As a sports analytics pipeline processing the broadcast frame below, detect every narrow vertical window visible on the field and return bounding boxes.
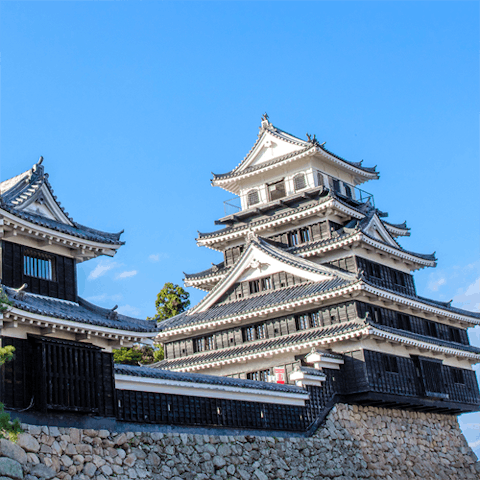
[247,190,260,207]
[344,184,353,198]
[24,250,55,281]
[293,173,307,191]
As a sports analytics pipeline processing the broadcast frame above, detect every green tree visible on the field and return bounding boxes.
[0,346,15,366]
[113,345,164,365]
[0,287,12,314]
[149,282,190,321]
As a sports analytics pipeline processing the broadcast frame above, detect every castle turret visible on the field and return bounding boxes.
[154,117,480,415]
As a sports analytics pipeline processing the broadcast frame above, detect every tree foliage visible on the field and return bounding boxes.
[149,282,190,321]
[0,346,15,366]
[113,345,164,365]
[0,287,12,314]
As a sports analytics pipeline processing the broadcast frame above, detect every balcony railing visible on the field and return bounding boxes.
[222,180,374,217]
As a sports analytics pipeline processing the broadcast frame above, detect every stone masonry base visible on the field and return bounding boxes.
[0,404,479,480]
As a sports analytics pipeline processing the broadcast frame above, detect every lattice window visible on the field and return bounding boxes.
[249,280,260,294]
[247,190,260,207]
[24,250,55,281]
[256,324,267,340]
[293,173,306,191]
[296,314,310,331]
[194,335,215,353]
[247,369,270,382]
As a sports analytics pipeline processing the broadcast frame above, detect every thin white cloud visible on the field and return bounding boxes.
[88,262,117,280]
[117,305,141,317]
[453,277,480,313]
[116,270,138,280]
[427,277,446,292]
[149,253,169,262]
[86,293,123,303]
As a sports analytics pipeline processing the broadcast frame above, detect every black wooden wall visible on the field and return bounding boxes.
[116,389,307,432]
[0,336,116,416]
[2,241,77,302]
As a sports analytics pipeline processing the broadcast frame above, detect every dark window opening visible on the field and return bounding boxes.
[426,322,438,338]
[296,314,310,331]
[288,231,299,247]
[261,277,272,291]
[449,327,461,343]
[299,227,311,243]
[397,313,411,331]
[194,335,215,353]
[293,173,307,191]
[367,306,383,325]
[452,368,465,385]
[332,178,341,193]
[383,355,399,373]
[393,270,406,287]
[311,312,320,328]
[243,326,255,342]
[247,190,260,207]
[268,179,286,201]
[365,261,382,279]
[247,369,270,382]
[256,324,267,340]
[344,184,353,198]
[249,280,260,294]
[24,250,56,281]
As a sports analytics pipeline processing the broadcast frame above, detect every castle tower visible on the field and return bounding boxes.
[153,116,480,415]
[0,158,157,414]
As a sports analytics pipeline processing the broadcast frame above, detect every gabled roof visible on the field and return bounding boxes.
[185,234,356,316]
[159,277,355,334]
[211,117,379,186]
[3,286,158,333]
[0,159,124,246]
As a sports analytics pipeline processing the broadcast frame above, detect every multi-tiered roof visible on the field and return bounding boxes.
[153,116,480,414]
[0,158,157,348]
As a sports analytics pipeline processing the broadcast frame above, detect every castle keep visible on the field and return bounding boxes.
[154,115,480,415]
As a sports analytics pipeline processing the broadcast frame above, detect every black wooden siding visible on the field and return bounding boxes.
[217,272,307,305]
[164,301,358,361]
[2,241,76,301]
[356,302,469,345]
[327,256,416,296]
[0,336,115,416]
[116,389,307,432]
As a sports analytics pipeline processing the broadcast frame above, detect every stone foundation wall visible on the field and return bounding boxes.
[0,404,478,480]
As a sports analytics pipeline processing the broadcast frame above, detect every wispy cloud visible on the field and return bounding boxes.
[427,276,446,292]
[453,276,480,313]
[117,305,141,317]
[86,293,123,303]
[88,261,117,280]
[149,253,169,262]
[116,270,138,280]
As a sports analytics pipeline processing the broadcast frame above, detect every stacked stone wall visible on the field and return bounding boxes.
[0,404,478,480]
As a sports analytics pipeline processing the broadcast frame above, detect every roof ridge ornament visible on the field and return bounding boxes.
[32,156,44,174]
[246,228,258,243]
[306,133,320,147]
[259,112,273,133]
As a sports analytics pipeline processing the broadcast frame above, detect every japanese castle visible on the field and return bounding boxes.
[154,115,480,414]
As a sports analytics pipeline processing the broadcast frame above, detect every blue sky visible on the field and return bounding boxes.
[1,2,479,448]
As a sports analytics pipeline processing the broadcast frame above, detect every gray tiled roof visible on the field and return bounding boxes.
[362,280,480,320]
[115,364,307,394]
[156,320,366,370]
[158,277,354,332]
[370,322,480,354]
[0,163,124,245]
[184,262,230,280]
[211,122,378,181]
[4,286,157,333]
[198,190,333,239]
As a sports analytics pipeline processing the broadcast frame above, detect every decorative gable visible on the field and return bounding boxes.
[363,214,398,248]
